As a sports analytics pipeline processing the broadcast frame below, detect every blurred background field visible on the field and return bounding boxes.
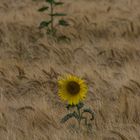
[0,0,140,139]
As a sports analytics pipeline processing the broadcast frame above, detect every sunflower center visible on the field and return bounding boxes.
[67,81,80,95]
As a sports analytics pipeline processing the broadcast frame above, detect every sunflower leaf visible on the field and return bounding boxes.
[82,108,95,120]
[54,2,64,6]
[58,19,69,26]
[39,21,51,29]
[61,112,79,123]
[38,6,49,12]
[49,13,67,17]
[45,0,54,4]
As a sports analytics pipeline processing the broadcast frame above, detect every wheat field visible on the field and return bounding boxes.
[0,0,140,139]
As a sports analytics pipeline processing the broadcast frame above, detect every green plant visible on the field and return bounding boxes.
[61,102,95,129]
[35,0,69,35]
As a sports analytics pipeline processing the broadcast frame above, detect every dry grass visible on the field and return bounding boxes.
[0,0,140,139]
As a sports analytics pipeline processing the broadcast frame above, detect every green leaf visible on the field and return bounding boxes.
[38,6,49,12]
[82,108,95,120]
[39,21,51,29]
[45,0,54,4]
[49,13,67,16]
[61,112,79,123]
[54,2,64,6]
[59,19,69,26]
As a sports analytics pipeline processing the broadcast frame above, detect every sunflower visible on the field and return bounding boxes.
[58,75,88,105]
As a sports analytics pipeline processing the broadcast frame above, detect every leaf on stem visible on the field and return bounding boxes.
[39,21,51,29]
[45,0,54,4]
[38,6,49,12]
[59,19,69,26]
[54,2,64,6]
[82,108,95,120]
[49,13,67,16]
[61,111,79,123]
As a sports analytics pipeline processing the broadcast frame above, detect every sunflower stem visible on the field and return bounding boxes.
[77,105,81,129]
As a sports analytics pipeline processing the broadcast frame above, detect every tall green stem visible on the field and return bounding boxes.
[77,106,81,128]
